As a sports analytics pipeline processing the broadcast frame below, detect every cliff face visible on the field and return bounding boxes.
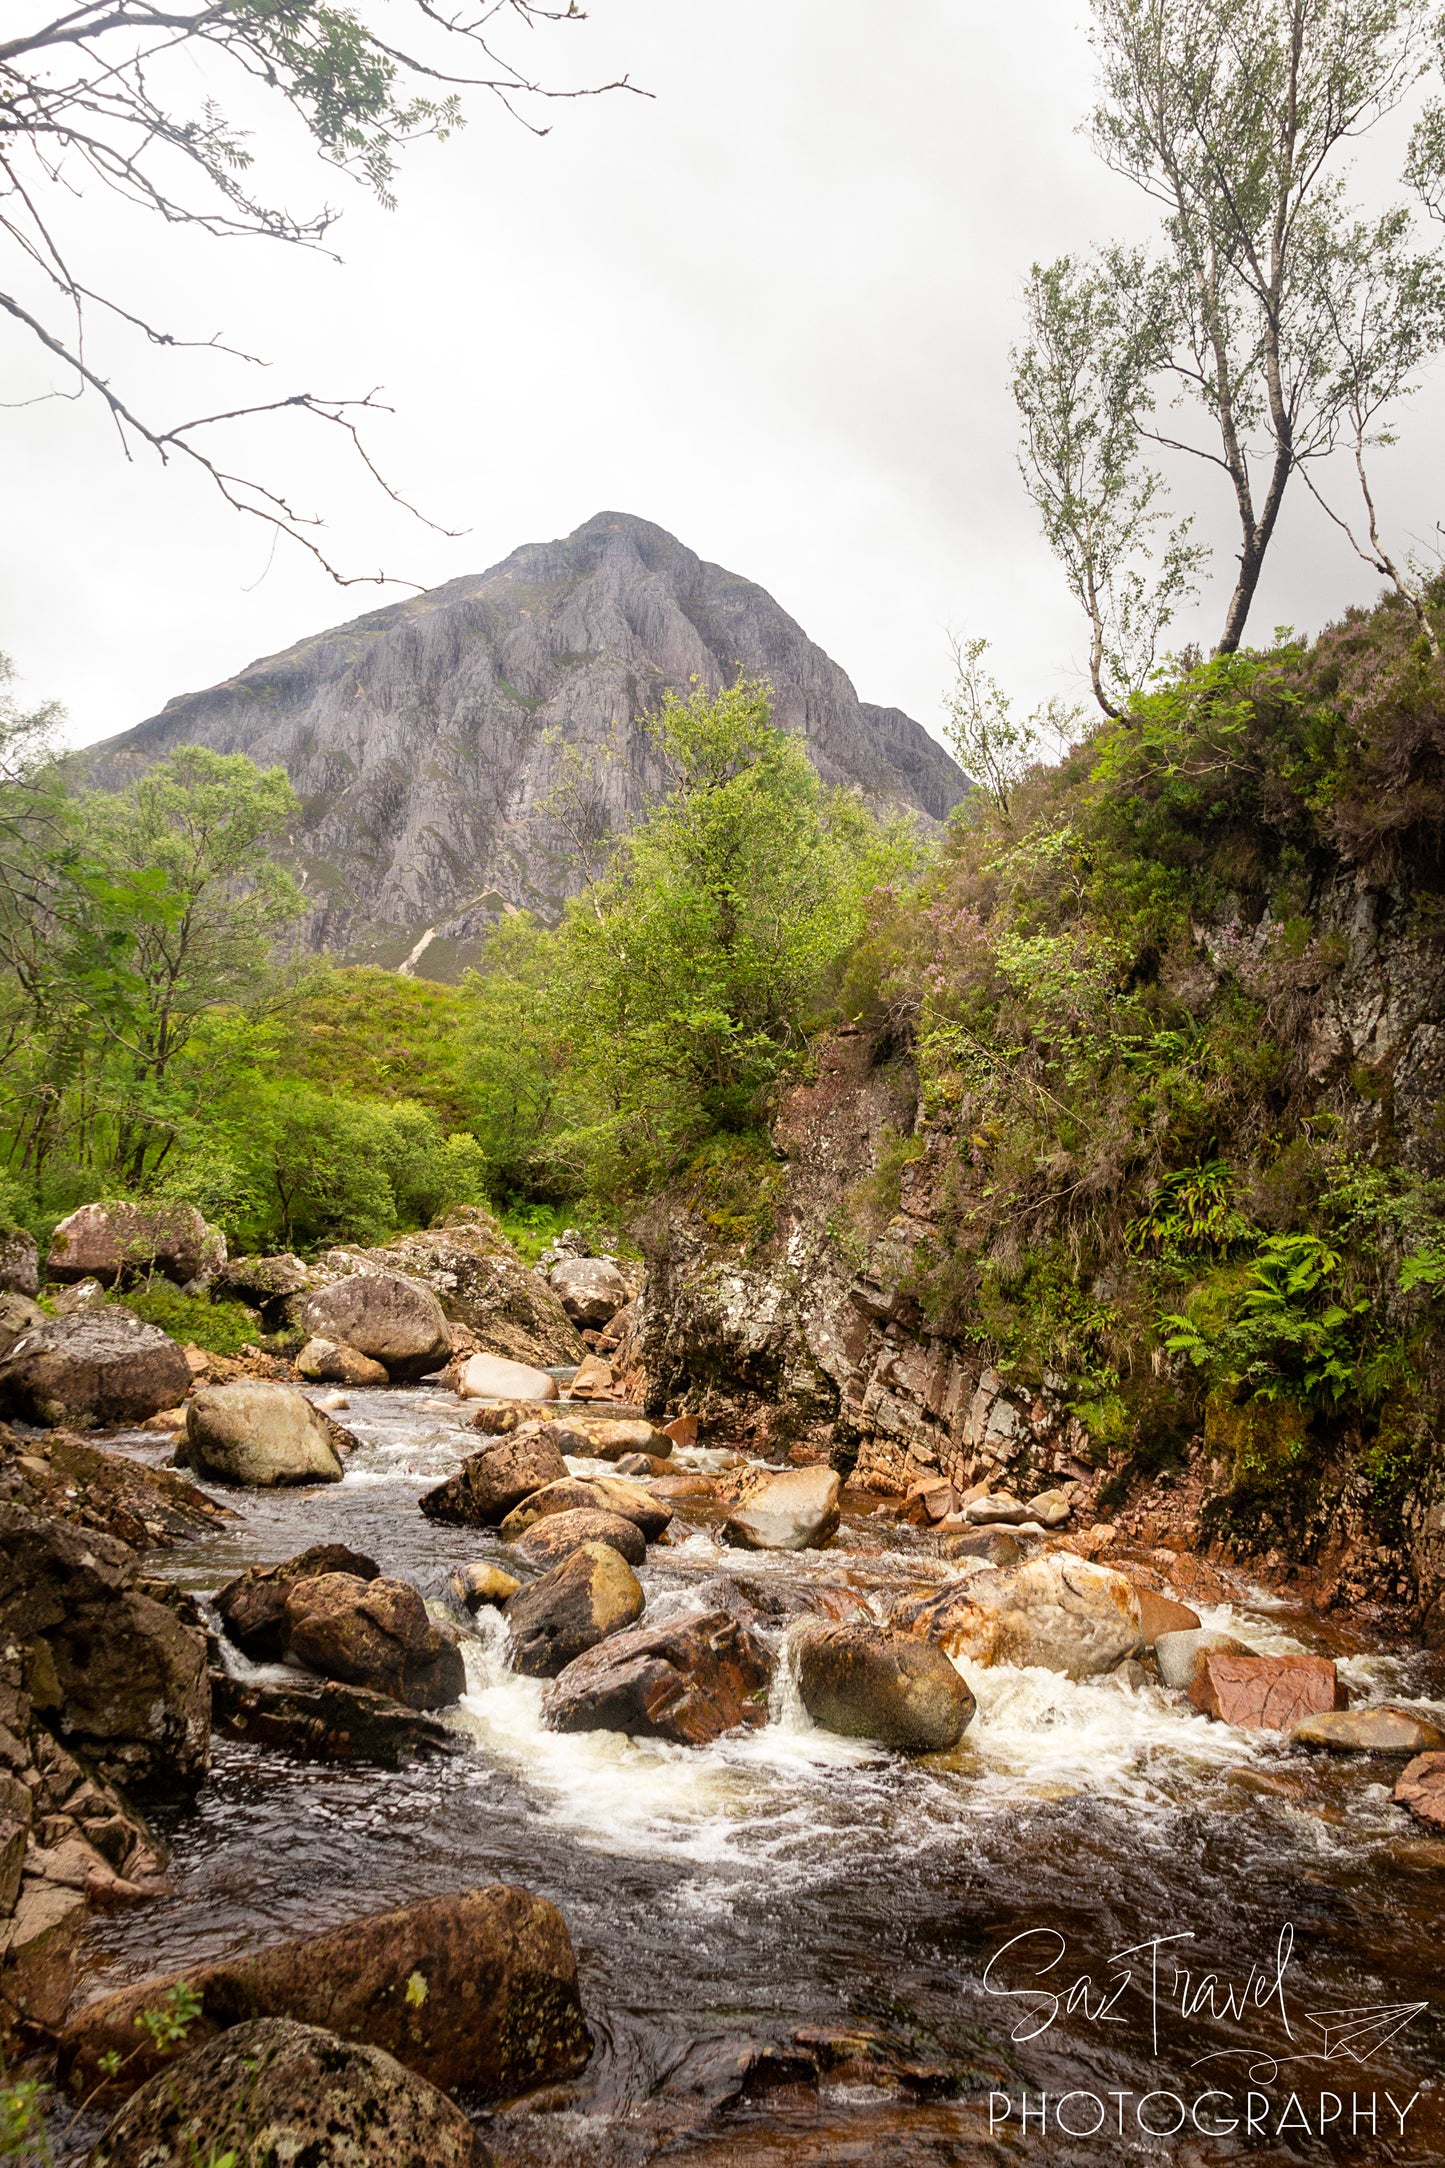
[84,513,966,972]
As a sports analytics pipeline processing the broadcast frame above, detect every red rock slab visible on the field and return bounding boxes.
[1394,1751,1445,1831]
[1188,1652,1345,1731]
[1136,1586,1201,1646]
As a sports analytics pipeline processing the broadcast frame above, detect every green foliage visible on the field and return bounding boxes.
[119,1283,263,1358]
[1129,1160,1253,1260]
[1163,1235,1369,1409]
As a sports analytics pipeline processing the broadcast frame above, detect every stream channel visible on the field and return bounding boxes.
[68,1384,1445,2166]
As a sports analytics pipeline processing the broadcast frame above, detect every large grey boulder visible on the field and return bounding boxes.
[212,1252,312,1324]
[179,1381,344,1487]
[795,1622,975,1754]
[0,1290,45,1359]
[1153,1627,1254,1691]
[87,2017,493,2168]
[549,1256,628,1327]
[897,1553,1144,1680]
[0,1227,38,1298]
[46,1201,225,1289]
[722,1466,841,1553]
[506,1542,644,1678]
[0,1309,192,1428]
[300,1273,451,1381]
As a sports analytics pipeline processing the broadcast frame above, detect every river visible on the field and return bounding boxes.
[69,1385,1445,2166]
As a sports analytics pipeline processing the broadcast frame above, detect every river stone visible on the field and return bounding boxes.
[541,1415,672,1461]
[300,1273,451,1381]
[419,1428,570,1526]
[549,1256,628,1327]
[214,1544,381,1660]
[61,1884,591,2103]
[1135,1587,1202,1647]
[701,1574,872,1637]
[513,1507,647,1571]
[211,1673,455,1769]
[450,1562,522,1610]
[1154,1627,1254,1690]
[283,1574,465,1709]
[1,1881,87,2035]
[505,1542,644,1678]
[897,1553,1144,1680]
[722,1466,841,1552]
[46,1201,225,1289]
[180,1380,343,1487]
[1188,1652,1346,1731]
[1393,1750,1445,1829]
[214,1252,312,1323]
[499,1474,671,1542]
[0,1229,38,1299]
[795,1623,975,1754]
[457,1352,558,1401]
[295,1336,389,1387]
[0,1290,45,1359]
[942,1529,1022,1568]
[1291,1707,1445,1755]
[1025,1488,1072,1527]
[962,1493,1031,1526]
[87,2017,492,2168]
[0,1309,192,1429]
[542,1610,771,1746]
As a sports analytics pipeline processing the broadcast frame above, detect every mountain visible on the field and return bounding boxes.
[83,512,967,977]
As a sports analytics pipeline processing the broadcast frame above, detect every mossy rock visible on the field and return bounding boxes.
[1206,1391,1309,1491]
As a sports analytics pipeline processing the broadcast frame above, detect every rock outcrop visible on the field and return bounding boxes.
[84,513,966,963]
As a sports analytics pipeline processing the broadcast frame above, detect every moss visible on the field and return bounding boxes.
[119,1283,262,1356]
[1204,1389,1310,1492]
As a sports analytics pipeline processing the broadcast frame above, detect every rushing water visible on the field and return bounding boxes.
[70,1386,1445,2165]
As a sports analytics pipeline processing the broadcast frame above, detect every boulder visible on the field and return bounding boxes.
[498,1474,672,1542]
[1154,1627,1254,1691]
[282,1575,465,1709]
[1,1880,87,2036]
[541,1416,672,1462]
[1135,1587,1202,1647]
[897,1553,1144,1680]
[0,1310,192,1428]
[0,1290,45,1359]
[962,1493,1031,1527]
[1393,1751,1445,1830]
[1025,1488,1072,1528]
[549,1255,628,1327]
[87,2017,492,2168]
[311,1211,583,1369]
[543,1610,770,1746]
[942,1529,1022,1568]
[457,1352,558,1402]
[295,1337,389,1387]
[61,1885,591,2102]
[214,1545,381,1661]
[211,1674,456,1769]
[179,1381,344,1487]
[300,1274,451,1382]
[568,1353,615,1400]
[1291,1707,1445,1755]
[419,1429,570,1527]
[513,1507,647,1571]
[505,1543,644,1678]
[212,1253,312,1324]
[0,1228,38,1299]
[700,1574,873,1637]
[795,1623,975,1753]
[47,1201,226,1290]
[722,1467,841,1553]
[51,1278,108,1316]
[1188,1652,1346,1730]
[449,1563,521,1611]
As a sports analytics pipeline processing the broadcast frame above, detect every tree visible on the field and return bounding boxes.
[1022,0,1440,661]
[942,636,1083,811]
[1012,252,1207,716]
[0,4,636,577]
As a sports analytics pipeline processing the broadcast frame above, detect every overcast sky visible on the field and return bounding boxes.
[4,0,1443,752]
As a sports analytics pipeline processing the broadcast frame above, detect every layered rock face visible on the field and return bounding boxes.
[82,513,967,968]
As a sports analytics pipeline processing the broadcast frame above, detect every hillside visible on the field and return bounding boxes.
[84,512,967,975]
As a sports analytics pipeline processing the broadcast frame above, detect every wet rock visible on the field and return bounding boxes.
[722,1466,841,1552]
[1153,1627,1253,1691]
[1188,1653,1346,1731]
[941,1529,1022,1568]
[897,1553,1143,1680]
[1,1880,86,2035]
[542,1415,672,1461]
[295,1336,389,1387]
[46,1202,225,1290]
[1393,1750,1445,1829]
[62,1884,591,2102]
[300,1273,451,1382]
[282,1574,465,1709]
[0,1228,38,1299]
[0,1310,192,1429]
[87,2016,492,2168]
[214,1544,381,1661]
[513,1507,647,1571]
[179,1380,344,1487]
[962,1493,1030,1526]
[1135,1588,1202,1647]
[505,1543,644,1678]
[499,1474,671,1542]
[795,1622,975,1753]
[1291,1707,1445,1754]
[550,1256,628,1327]
[457,1352,558,1401]
[0,1291,44,1358]
[543,1609,770,1745]
[449,1562,521,1611]
[211,1673,456,1768]
[1226,1767,1308,1801]
[568,1353,615,1399]
[701,1574,872,1636]
[419,1428,570,1527]
[645,1471,716,1499]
